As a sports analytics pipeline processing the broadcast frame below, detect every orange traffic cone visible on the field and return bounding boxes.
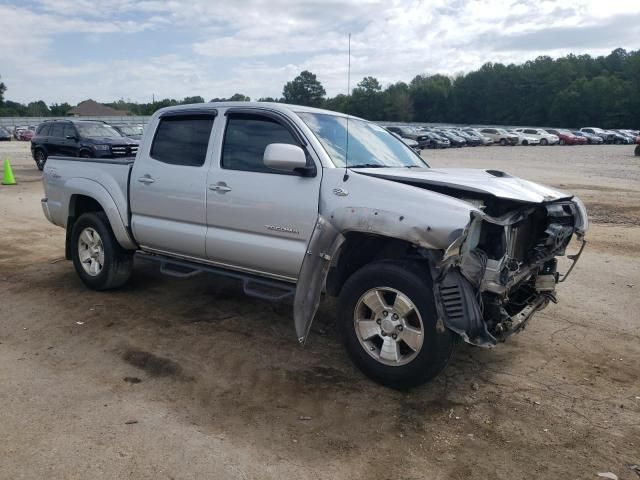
[2,159,17,185]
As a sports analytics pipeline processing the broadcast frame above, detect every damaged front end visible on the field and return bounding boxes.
[431,199,587,347]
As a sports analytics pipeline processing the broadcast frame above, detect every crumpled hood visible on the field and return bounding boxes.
[355,167,572,203]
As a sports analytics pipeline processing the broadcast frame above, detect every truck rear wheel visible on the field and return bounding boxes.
[71,212,133,290]
[337,260,455,389]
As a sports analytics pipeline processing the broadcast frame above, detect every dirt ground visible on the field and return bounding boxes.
[1,141,639,480]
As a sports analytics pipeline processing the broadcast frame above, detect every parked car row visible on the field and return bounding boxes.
[384,124,639,150]
[0,126,12,141]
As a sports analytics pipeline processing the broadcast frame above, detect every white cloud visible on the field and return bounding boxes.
[1,0,640,104]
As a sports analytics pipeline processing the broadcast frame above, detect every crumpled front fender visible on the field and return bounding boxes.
[293,216,344,343]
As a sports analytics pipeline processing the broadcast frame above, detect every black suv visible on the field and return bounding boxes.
[31,120,139,170]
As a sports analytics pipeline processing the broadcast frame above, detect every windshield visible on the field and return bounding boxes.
[76,123,122,138]
[298,112,428,169]
[496,128,510,134]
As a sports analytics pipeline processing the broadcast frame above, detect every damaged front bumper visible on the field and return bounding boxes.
[431,199,587,347]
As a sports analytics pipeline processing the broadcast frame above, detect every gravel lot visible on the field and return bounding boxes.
[1,141,639,480]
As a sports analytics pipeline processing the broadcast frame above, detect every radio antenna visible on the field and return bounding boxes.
[343,33,351,182]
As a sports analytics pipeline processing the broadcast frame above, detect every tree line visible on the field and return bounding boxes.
[1,48,638,127]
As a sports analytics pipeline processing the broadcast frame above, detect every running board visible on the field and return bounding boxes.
[136,252,296,302]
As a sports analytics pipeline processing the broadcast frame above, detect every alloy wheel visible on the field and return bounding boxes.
[77,227,104,276]
[353,287,425,366]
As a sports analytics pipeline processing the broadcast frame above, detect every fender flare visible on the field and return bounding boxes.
[63,178,136,250]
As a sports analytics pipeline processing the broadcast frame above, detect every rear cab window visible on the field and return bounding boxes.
[150,114,216,167]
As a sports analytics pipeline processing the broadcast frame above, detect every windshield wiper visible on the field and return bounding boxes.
[348,163,386,168]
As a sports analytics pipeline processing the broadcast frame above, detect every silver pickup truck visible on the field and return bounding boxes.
[41,102,587,389]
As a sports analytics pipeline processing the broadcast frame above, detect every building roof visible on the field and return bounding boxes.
[68,99,129,117]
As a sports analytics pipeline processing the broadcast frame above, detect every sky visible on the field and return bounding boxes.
[1,0,640,105]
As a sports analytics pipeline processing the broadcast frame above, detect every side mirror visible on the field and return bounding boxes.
[263,143,315,176]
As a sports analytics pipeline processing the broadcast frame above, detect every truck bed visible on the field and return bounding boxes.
[42,156,134,232]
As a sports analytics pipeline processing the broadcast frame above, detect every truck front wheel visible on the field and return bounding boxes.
[71,212,133,290]
[337,260,455,389]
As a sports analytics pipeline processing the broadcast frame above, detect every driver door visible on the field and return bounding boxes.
[205,110,321,281]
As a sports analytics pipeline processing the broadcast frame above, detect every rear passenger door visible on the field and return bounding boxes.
[205,110,321,281]
[60,123,79,156]
[47,123,65,156]
[36,124,52,151]
[130,111,217,259]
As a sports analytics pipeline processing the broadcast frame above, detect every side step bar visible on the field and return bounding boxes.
[136,252,296,302]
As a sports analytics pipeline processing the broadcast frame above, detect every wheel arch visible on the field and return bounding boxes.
[325,232,427,298]
[63,181,136,258]
[32,144,48,156]
[293,212,451,344]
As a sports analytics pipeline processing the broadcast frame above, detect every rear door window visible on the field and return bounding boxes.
[49,124,64,138]
[38,124,51,136]
[150,114,216,167]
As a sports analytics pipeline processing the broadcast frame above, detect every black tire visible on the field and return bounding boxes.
[635,145,640,156]
[34,148,47,170]
[499,138,507,146]
[522,140,528,146]
[71,212,133,291]
[614,139,622,145]
[559,139,565,145]
[79,150,92,158]
[540,138,549,146]
[337,260,455,389]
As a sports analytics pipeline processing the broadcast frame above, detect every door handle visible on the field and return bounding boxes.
[137,176,155,184]
[209,182,232,193]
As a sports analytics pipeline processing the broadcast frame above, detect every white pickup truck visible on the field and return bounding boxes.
[41,102,588,389]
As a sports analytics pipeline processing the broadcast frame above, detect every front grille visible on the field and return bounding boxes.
[111,144,138,157]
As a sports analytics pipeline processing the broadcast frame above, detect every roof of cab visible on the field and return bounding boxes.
[155,101,357,119]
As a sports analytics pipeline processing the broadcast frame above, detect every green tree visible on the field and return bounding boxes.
[382,82,413,121]
[409,74,452,122]
[181,96,205,105]
[324,93,349,114]
[0,75,5,104]
[50,102,72,116]
[228,93,250,101]
[350,76,384,119]
[282,70,326,107]
[27,100,50,116]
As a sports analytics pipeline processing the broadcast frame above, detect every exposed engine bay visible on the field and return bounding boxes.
[432,196,586,347]
[357,168,588,347]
